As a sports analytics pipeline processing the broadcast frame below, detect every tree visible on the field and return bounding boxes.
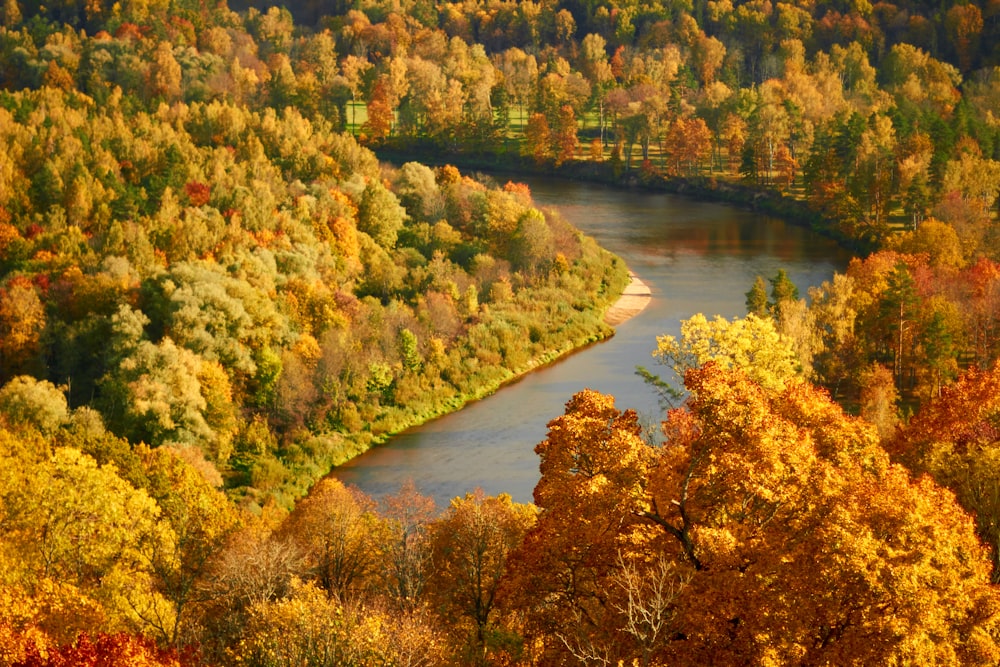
[0,278,45,382]
[234,578,392,667]
[145,42,181,102]
[278,478,387,601]
[522,113,552,165]
[362,76,394,142]
[946,3,983,73]
[768,267,799,312]
[0,447,166,641]
[427,490,535,665]
[100,327,215,452]
[500,389,659,666]
[495,48,537,130]
[553,105,577,167]
[665,118,713,176]
[341,55,373,132]
[357,178,406,250]
[0,376,68,436]
[14,632,182,667]
[807,272,859,394]
[889,218,965,270]
[879,261,919,389]
[579,34,614,145]
[506,368,1000,665]
[648,312,800,400]
[857,362,899,442]
[891,364,1000,582]
[745,275,768,317]
[137,447,240,647]
[379,479,436,611]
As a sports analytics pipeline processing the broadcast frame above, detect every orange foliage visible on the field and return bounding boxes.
[504,366,1000,665]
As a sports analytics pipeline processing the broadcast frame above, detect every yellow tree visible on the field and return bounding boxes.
[136,446,241,648]
[648,312,800,401]
[233,579,388,667]
[0,444,168,644]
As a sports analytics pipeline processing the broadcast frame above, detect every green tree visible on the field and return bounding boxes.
[768,268,799,313]
[0,376,68,436]
[357,178,407,250]
[745,275,768,317]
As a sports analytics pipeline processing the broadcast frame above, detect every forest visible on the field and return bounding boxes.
[3,0,1000,662]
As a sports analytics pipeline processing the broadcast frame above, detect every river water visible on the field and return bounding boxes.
[332,177,854,509]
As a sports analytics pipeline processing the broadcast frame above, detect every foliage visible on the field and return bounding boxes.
[4,0,1000,661]
[647,312,800,401]
[503,366,1000,665]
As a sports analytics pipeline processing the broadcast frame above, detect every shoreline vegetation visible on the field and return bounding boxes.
[342,243,630,452]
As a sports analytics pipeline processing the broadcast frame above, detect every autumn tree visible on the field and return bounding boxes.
[500,390,658,666]
[0,445,166,644]
[136,447,240,648]
[553,105,578,167]
[0,376,68,436]
[647,312,800,401]
[505,367,1000,665]
[891,363,1000,582]
[278,478,388,602]
[946,3,984,73]
[427,490,535,665]
[357,178,407,250]
[0,277,45,382]
[379,479,436,611]
[362,76,394,142]
[522,112,552,165]
[14,632,182,667]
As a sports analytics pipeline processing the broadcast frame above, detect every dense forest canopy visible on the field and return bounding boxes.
[4,0,1000,662]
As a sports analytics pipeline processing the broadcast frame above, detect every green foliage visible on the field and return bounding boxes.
[0,376,68,435]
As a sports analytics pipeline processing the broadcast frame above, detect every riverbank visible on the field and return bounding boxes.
[604,271,652,326]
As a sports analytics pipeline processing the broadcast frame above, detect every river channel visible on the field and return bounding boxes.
[332,176,855,509]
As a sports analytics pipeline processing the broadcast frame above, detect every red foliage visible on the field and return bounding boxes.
[13,633,188,667]
[184,182,211,207]
[113,23,146,41]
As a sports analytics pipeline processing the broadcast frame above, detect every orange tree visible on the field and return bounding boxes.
[501,365,1000,665]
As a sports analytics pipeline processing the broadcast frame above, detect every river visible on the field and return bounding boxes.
[332,176,855,509]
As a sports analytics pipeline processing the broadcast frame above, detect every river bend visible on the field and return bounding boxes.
[333,177,853,508]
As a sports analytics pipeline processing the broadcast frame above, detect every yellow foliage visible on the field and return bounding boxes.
[653,312,799,391]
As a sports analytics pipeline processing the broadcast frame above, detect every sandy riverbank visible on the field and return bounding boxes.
[604,271,652,326]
